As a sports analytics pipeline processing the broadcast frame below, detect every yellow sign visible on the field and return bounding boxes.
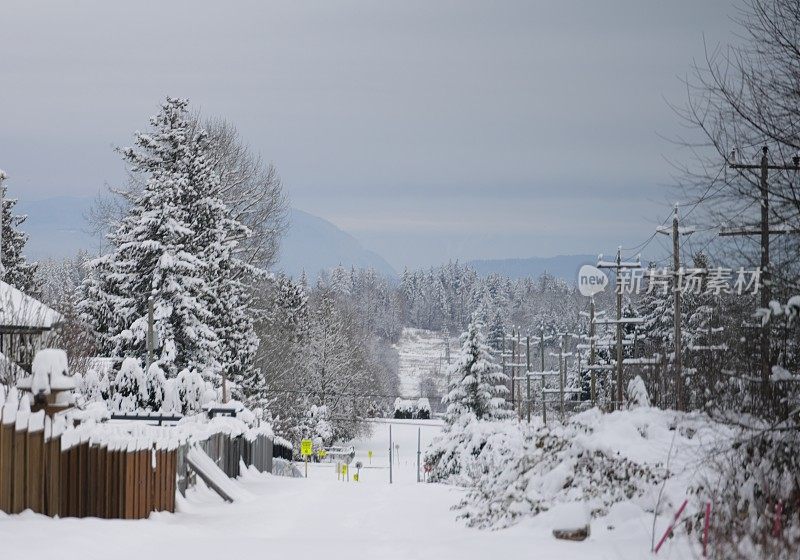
[353,473,359,482]
[300,439,313,457]
[341,464,348,475]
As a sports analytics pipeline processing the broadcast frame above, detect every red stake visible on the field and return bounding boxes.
[702,502,711,557]
[655,499,689,554]
[772,500,783,538]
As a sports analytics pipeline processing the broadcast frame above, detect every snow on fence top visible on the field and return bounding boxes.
[0,384,274,451]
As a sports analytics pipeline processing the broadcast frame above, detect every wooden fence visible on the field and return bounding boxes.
[0,407,178,518]
[177,432,274,497]
[1,402,284,517]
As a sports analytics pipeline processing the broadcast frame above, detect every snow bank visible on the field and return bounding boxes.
[439,407,730,531]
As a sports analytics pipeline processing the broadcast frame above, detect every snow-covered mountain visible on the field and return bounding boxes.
[467,254,597,282]
[275,208,397,280]
[17,198,397,279]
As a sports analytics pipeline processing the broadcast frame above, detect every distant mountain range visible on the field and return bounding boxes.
[275,208,397,280]
[15,197,397,280]
[16,196,595,283]
[467,254,597,283]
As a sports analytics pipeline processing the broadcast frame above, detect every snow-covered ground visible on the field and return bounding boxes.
[0,417,700,560]
[394,328,454,398]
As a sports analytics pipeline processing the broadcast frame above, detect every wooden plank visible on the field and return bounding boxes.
[78,441,89,517]
[68,445,78,518]
[12,427,26,514]
[124,449,135,520]
[25,428,44,513]
[118,449,125,519]
[0,422,13,512]
[59,446,70,518]
[87,444,97,517]
[166,449,176,513]
[47,436,60,517]
[138,448,147,519]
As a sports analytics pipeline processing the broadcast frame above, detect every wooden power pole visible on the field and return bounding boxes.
[723,146,800,401]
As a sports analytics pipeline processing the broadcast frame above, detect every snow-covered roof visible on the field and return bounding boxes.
[0,280,63,330]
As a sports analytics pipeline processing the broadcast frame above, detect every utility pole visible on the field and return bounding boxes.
[559,334,565,420]
[724,146,800,400]
[526,336,531,422]
[389,424,393,485]
[597,248,642,410]
[510,329,516,413]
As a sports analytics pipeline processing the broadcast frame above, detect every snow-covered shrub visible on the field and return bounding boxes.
[78,367,104,403]
[144,363,166,411]
[455,414,665,529]
[111,357,147,412]
[694,425,800,560]
[626,375,650,409]
[161,378,182,413]
[393,398,414,419]
[176,368,207,414]
[424,413,502,484]
[416,397,431,419]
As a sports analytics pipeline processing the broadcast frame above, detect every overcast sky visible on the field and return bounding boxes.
[0,0,739,268]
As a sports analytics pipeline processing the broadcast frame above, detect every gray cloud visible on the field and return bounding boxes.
[0,0,738,268]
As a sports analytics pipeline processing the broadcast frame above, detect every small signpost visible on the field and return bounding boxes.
[341,463,348,482]
[355,461,362,482]
[368,450,373,464]
[300,439,313,478]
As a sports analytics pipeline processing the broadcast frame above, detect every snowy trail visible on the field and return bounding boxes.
[394,328,453,398]
[0,419,688,560]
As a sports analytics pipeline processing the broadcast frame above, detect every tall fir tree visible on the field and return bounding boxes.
[0,171,40,295]
[78,98,259,385]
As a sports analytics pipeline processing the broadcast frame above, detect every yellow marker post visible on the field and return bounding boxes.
[300,439,313,478]
[341,463,348,482]
[368,450,373,464]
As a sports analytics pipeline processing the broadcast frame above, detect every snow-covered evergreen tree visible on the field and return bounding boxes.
[443,317,512,424]
[0,171,40,295]
[78,98,259,388]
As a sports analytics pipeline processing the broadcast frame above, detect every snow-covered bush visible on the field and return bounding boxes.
[455,412,665,529]
[694,425,800,560]
[176,368,209,414]
[111,357,146,412]
[161,378,182,413]
[393,398,414,419]
[416,397,431,419]
[78,367,104,403]
[626,375,650,409]
[424,413,503,484]
[144,363,166,411]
